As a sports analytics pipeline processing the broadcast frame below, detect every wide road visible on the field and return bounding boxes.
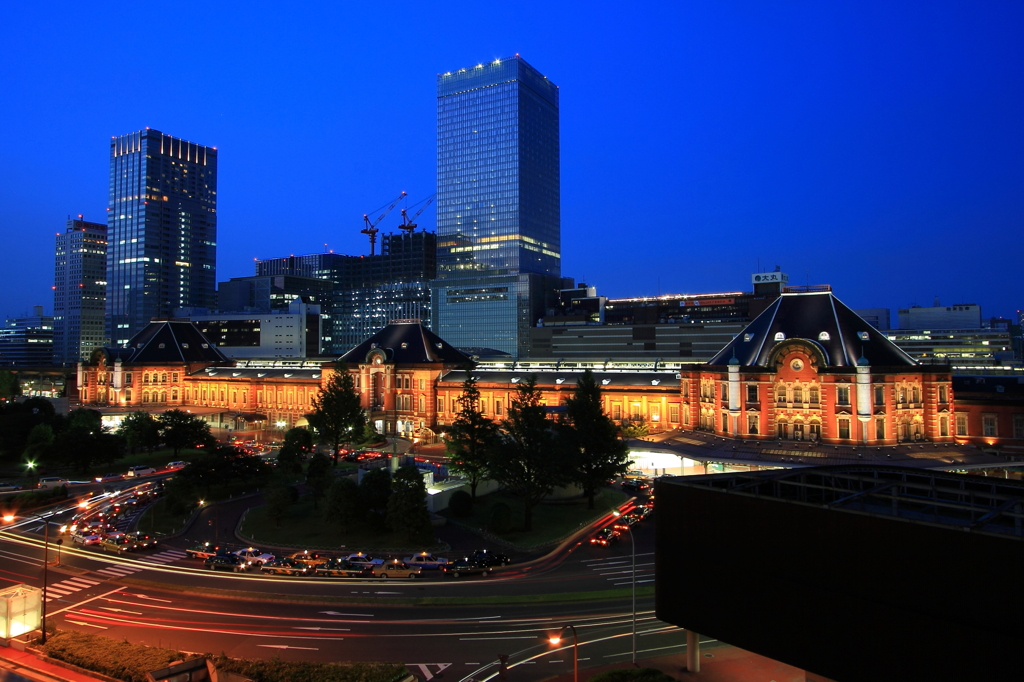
[0,494,690,681]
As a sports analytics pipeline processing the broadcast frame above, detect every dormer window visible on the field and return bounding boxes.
[818,332,830,341]
[182,343,189,349]
[602,379,611,385]
[556,378,565,384]
[401,342,408,349]
[774,332,786,341]
[857,331,870,341]
[435,343,443,349]
[743,333,754,342]
[158,343,165,349]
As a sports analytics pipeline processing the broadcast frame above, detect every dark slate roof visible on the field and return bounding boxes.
[339,321,472,365]
[708,291,917,368]
[440,369,679,387]
[102,320,229,364]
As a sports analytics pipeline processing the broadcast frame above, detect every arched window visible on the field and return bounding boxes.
[793,386,803,403]
[160,392,167,403]
[142,392,149,403]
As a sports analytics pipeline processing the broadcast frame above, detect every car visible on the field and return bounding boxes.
[94,473,124,483]
[314,559,368,578]
[126,532,158,550]
[166,461,188,470]
[621,480,651,494]
[590,527,620,547]
[71,532,102,545]
[260,558,310,576]
[185,542,225,560]
[285,550,330,567]
[204,553,248,572]
[100,535,133,554]
[403,552,449,569]
[232,547,275,567]
[470,549,512,567]
[37,477,69,490]
[126,466,157,478]
[612,512,640,531]
[370,560,422,580]
[634,504,653,520]
[442,558,491,578]
[340,553,385,569]
[622,470,646,480]
[0,482,23,492]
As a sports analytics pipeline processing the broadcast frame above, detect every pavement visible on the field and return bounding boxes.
[0,645,109,682]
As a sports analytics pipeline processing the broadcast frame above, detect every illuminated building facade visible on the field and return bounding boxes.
[53,217,107,364]
[433,56,569,357]
[0,308,54,367]
[107,129,218,346]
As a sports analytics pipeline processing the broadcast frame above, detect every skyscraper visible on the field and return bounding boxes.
[106,129,218,345]
[433,56,569,357]
[53,216,107,364]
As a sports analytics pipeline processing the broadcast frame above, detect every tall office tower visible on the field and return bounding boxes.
[433,56,569,357]
[106,129,218,346]
[53,217,108,364]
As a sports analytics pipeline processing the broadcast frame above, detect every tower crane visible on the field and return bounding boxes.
[360,191,407,255]
[398,194,436,233]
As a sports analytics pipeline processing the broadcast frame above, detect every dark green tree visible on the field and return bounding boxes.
[117,412,161,453]
[360,467,392,517]
[159,409,215,456]
[559,369,631,509]
[324,477,365,526]
[305,452,333,510]
[386,466,432,543]
[23,423,54,464]
[444,373,497,500]
[265,483,299,528]
[0,398,56,460]
[277,427,312,474]
[620,417,649,439]
[53,408,124,473]
[306,363,365,463]
[0,370,21,401]
[489,376,569,531]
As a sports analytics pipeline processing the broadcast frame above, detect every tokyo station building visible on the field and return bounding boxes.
[76,291,1023,459]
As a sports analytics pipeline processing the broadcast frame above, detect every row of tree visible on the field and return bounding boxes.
[445,370,631,530]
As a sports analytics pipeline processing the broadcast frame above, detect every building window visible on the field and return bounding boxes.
[172,372,179,382]
[983,415,997,437]
[940,416,949,438]
[495,399,503,416]
[721,383,728,401]
[874,385,885,406]
[939,385,948,403]
[419,396,425,413]
[419,379,425,390]
[747,415,759,435]
[669,404,679,423]
[683,405,690,426]
[171,389,178,401]
[746,385,757,402]
[631,403,642,420]
[681,382,689,397]
[436,397,444,413]
[956,414,968,436]
[899,387,907,404]
[161,373,168,383]
[776,386,787,404]
[837,386,850,405]
[809,422,821,440]
[912,386,921,404]
[124,389,132,402]
[809,386,819,405]
[124,373,132,385]
[649,404,660,422]
[793,386,803,403]
[142,392,149,403]
[612,403,622,421]
[721,412,729,431]
[1014,415,1024,439]
[876,418,885,440]
[838,418,851,439]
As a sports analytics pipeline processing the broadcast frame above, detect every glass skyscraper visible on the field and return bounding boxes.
[53,217,107,364]
[106,129,218,345]
[433,56,569,357]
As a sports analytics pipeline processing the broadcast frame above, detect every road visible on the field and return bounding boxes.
[0,489,685,681]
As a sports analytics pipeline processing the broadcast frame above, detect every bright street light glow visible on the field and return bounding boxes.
[549,636,561,645]
[2,515,14,523]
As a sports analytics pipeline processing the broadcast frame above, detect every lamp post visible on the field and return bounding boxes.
[3,512,52,643]
[549,624,578,682]
[613,510,637,664]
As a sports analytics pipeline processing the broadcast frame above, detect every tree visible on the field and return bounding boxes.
[324,477,365,526]
[277,427,312,474]
[159,409,215,456]
[117,412,161,453]
[445,373,497,500]
[489,376,569,531]
[386,466,432,543]
[306,363,365,463]
[53,408,124,473]
[360,468,392,518]
[305,452,333,510]
[23,423,54,464]
[620,417,649,439]
[265,483,299,528]
[559,370,631,509]
[0,370,21,401]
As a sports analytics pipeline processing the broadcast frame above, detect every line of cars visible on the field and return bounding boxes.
[185,543,512,579]
[62,483,163,552]
[589,503,653,547]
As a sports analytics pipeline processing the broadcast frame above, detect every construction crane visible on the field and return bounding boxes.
[398,194,436,233]
[361,191,407,255]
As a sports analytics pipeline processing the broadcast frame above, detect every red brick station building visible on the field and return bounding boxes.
[77,290,1024,470]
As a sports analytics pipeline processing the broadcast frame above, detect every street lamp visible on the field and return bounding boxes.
[613,510,638,664]
[549,624,578,682]
[2,511,54,643]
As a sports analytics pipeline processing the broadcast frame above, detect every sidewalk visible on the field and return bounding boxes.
[0,646,110,682]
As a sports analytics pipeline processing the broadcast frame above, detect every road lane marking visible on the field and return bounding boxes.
[65,618,107,629]
[48,587,125,616]
[100,607,143,615]
[129,593,172,602]
[319,611,373,617]
[410,664,451,680]
[259,644,320,650]
[293,626,350,631]
[459,636,537,641]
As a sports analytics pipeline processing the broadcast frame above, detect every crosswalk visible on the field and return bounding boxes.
[44,577,100,602]
[582,553,655,586]
[138,549,188,565]
[91,549,188,579]
[95,564,143,579]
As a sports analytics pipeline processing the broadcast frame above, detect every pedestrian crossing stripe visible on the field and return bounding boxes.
[45,577,101,602]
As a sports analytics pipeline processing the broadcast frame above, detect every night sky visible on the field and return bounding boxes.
[2,1,1021,323]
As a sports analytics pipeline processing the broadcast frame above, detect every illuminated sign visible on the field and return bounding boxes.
[752,272,789,285]
[685,298,735,307]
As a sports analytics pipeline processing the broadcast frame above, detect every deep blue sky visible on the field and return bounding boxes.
[2,1,1021,323]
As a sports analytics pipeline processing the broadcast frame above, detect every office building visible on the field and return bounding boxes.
[898,302,981,329]
[53,216,107,364]
[189,299,323,360]
[0,307,54,366]
[853,308,891,330]
[433,56,569,357]
[107,129,218,346]
[218,274,332,315]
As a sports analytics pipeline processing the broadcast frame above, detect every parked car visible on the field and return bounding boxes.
[126,466,156,478]
[590,527,620,547]
[470,549,512,567]
[370,560,422,580]
[340,553,385,569]
[204,554,248,572]
[260,558,310,576]
[37,477,69,490]
[285,550,330,567]
[442,558,491,578]
[315,559,368,578]
[403,552,449,569]
[232,547,275,567]
[0,482,23,491]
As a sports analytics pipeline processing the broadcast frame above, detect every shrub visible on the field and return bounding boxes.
[589,669,676,682]
[448,490,472,517]
[40,630,195,682]
[490,502,513,533]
